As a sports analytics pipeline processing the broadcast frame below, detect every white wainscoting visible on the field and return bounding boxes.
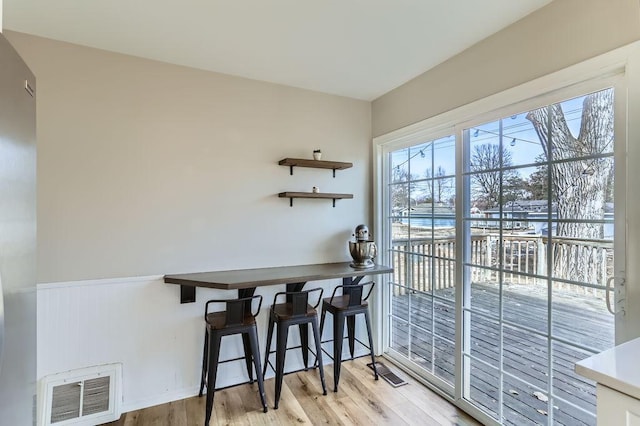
[37,275,370,413]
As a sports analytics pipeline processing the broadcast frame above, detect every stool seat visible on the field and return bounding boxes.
[272,303,317,320]
[320,282,378,393]
[322,296,368,312]
[263,288,327,409]
[205,311,255,330]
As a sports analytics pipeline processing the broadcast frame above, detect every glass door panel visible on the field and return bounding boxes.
[382,82,625,426]
[461,87,617,425]
[387,134,456,389]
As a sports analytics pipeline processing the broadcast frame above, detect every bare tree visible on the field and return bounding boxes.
[470,144,519,209]
[391,168,412,210]
[424,166,453,204]
[526,89,614,283]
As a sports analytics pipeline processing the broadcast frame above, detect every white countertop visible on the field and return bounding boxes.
[576,337,640,399]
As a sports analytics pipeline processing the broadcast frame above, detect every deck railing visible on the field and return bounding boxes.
[390,234,613,296]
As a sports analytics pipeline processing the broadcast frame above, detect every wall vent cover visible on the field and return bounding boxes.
[39,363,122,426]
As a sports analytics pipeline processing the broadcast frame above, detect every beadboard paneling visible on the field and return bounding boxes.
[37,275,369,413]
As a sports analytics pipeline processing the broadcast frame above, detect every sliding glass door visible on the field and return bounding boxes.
[381,81,627,426]
[387,135,457,391]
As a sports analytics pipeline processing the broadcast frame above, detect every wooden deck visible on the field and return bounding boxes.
[391,282,613,426]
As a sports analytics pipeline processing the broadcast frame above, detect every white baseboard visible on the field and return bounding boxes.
[121,386,200,414]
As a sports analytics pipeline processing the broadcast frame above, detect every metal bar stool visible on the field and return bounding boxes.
[198,295,268,426]
[263,287,327,409]
[319,281,378,392]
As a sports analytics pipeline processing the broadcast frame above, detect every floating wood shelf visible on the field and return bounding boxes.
[278,191,353,207]
[279,158,353,177]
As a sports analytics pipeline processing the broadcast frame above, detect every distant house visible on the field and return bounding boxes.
[394,202,456,227]
[474,200,613,237]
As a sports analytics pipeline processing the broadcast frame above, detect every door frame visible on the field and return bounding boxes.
[373,39,640,424]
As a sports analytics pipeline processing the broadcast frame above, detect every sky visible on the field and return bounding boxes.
[390,91,604,191]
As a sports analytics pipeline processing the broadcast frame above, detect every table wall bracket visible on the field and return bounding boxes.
[181,285,196,304]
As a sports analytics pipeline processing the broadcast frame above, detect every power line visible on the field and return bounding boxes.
[392,104,599,173]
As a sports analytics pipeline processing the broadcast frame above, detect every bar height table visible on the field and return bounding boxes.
[164,262,393,304]
[164,261,393,401]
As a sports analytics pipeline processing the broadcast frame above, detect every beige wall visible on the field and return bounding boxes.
[372,0,640,137]
[5,31,372,283]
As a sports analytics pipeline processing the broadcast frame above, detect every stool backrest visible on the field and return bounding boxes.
[204,295,263,326]
[328,281,375,306]
[344,285,364,307]
[272,287,323,318]
[289,292,308,316]
[225,299,247,326]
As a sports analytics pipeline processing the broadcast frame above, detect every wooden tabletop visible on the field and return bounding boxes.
[164,262,393,290]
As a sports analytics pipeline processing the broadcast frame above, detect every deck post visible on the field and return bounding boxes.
[537,236,546,277]
[485,234,492,281]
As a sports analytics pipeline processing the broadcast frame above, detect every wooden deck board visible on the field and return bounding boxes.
[389,282,610,425]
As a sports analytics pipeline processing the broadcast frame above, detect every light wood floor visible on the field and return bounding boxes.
[105,357,480,426]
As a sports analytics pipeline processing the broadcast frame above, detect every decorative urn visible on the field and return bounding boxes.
[349,224,377,269]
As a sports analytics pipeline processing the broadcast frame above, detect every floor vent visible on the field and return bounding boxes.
[367,361,408,387]
[39,364,122,426]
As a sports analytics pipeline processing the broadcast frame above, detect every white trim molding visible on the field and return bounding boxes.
[37,275,164,290]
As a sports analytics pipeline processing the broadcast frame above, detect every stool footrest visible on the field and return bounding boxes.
[216,355,255,365]
[264,345,320,374]
[320,336,370,349]
[318,345,373,363]
[265,361,321,376]
[318,337,371,363]
[265,344,318,355]
[208,379,258,393]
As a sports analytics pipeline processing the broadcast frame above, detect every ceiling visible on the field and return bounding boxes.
[3,0,552,101]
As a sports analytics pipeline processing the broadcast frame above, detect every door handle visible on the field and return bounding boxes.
[606,276,625,316]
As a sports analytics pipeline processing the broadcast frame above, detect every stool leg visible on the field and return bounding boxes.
[319,307,327,337]
[241,333,254,384]
[317,308,327,367]
[332,312,345,392]
[364,310,379,380]
[205,331,222,426]
[263,313,275,377]
[299,323,309,370]
[310,316,327,395]
[198,329,208,397]
[346,315,356,359]
[274,322,289,409]
[248,326,268,413]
